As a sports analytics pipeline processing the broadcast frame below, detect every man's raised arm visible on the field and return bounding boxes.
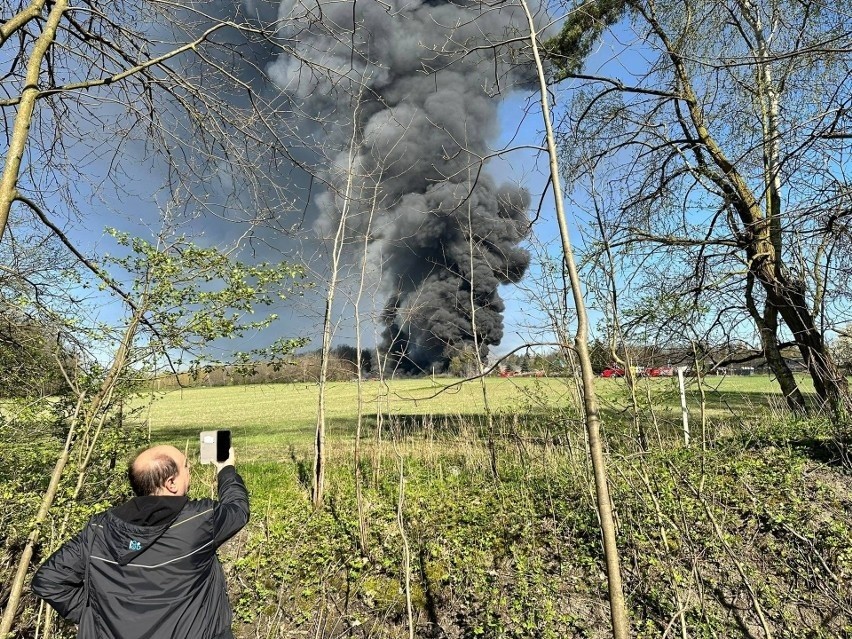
[213,447,249,546]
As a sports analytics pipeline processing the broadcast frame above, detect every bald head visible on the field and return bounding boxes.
[128,445,190,497]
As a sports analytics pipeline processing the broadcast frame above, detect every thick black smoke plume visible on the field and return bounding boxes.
[268,0,535,373]
[377,180,530,373]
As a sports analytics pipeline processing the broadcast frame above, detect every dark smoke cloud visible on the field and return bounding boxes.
[266,0,537,372]
[378,179,530,372]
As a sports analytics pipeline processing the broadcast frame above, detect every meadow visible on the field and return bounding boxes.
[147,374,813,460]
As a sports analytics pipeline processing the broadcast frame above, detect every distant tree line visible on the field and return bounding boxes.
[7,307,845,397]
[151,345,374,389]
[495,340,831,377]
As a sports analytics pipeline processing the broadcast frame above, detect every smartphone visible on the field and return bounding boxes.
[199,430,231,464]
[216,429,231,462]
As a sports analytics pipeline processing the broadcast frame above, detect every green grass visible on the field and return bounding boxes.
[146,377,574,457]
[145,374,816,462]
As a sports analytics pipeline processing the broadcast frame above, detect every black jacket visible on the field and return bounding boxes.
[32,466,249,639]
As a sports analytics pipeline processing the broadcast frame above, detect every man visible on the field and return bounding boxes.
[32,443,249,639]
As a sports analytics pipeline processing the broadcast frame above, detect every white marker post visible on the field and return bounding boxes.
[677,366,690,446]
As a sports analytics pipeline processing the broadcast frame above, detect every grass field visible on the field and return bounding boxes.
[145,373,816,460]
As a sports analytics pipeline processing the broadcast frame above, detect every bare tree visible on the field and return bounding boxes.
[546,0,852,415]
[312,86,365,508]
[0,1,319,248]
[352,167,384,553]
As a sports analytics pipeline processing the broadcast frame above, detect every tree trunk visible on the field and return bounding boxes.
[745,274,807,413]
[0,0,67,241]
[765,274,851,415]
[521,2,631,636]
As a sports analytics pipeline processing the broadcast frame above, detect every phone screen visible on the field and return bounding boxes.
[216,429,231,462]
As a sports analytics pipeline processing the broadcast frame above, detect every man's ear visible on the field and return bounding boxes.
[164,474,180,494]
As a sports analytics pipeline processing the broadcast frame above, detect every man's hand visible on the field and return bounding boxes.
[214,447,235,472]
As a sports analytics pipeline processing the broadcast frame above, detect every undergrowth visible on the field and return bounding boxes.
[2,400,851,638]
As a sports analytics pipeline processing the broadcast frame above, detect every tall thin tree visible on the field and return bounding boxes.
[520,0,631,636]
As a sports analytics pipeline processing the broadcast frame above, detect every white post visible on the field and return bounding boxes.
[677,366,690,446]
